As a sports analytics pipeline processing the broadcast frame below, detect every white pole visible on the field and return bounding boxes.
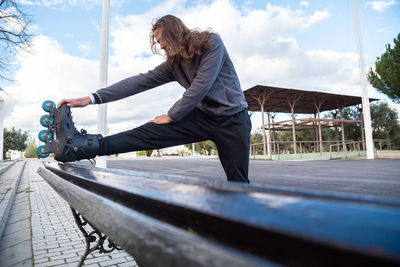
[97,0,109,167]
[192,143,195,156]
[352,0,374,159]
[0,99,3,161]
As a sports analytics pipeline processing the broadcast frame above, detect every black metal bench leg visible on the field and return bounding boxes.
[70,207,123,267]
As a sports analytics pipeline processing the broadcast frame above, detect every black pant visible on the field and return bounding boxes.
[98,108,251,183]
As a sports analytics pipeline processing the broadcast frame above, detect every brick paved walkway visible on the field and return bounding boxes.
[0,159,138,267]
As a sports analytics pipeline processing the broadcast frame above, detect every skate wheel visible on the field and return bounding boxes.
[38,130,53,142]
[36,145,50,158]
[42,100,56,112]
[40,115,54,127]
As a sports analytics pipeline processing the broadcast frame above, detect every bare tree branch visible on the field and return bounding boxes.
[0,0,33,91]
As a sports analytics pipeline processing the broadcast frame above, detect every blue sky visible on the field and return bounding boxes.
[2,0,400,137]
[18,0,400,61]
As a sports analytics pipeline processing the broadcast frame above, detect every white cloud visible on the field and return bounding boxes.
[3,35,99,132]
[76,40,95,56]
[367,0,399,13]
[300,1,310,7]
[4,0,381,135]
[91,19,101,32]
[15,0,41,5]
[26,0,101,9]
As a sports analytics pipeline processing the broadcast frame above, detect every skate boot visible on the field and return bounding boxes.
[37,100,102,163]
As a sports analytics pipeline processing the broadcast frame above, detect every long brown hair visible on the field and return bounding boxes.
[150,15,211,66]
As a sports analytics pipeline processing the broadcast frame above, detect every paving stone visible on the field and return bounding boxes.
[84,255,112,265]
[0,240,31,267]
[118,262,138,267]
[6,212,30,225]
[35,258,65,266]
[0,227,30,251]
[0,161,32,267]
[14,258,33,267]
[28,160,137,266]
[82,263,101,267]
[2,218,30,236]
[32,249,48,256]
[66,256,81,263]
[99,256,127,266]
[35,257,50,264]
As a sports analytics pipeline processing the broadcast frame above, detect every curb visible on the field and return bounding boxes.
[0,160,27,239]
[0,161,17,176]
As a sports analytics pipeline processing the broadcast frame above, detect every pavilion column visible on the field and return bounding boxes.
[271,113,276,155]
[313,113,318,152]
[313,98,327,155]
[339,107,346,152]
[260,101,267,156]
[317,107,323,154]
[267,112,272,159]
[290,105,297,154]
[332,111,340,151]
[251,92,273,157]
[287,95,302,154]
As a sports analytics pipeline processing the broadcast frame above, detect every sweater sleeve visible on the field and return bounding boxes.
[167,34,226,121]
[93,62,174,104]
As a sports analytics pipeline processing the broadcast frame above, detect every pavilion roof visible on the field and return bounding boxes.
[266,118,362,131]
[244,85,379,114]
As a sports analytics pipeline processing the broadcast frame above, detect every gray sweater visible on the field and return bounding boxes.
[93,33,248,122]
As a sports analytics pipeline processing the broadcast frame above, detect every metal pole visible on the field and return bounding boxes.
[290,105,297,154]
[317,108,323,155]
[267,112,272,159]
[97,0,110,168]
[352,0,374,159]
[340,108,346,152]
[260,105,267,157]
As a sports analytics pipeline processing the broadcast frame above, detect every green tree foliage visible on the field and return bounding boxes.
[3,127,29,158]
[342,106,362,141]
[250,132,263,154]
[337,102,400,148]
[145,149,153,157]
[24,137,38,158]
[262,102,400,152]
[184,141,217,155]
[367,33,400,103]
[370,102,400,148]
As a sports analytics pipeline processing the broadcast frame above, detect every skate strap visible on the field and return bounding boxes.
[67,135,96,166]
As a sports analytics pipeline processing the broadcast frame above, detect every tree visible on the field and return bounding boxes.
[250,132,263,154]
[367,33,400,103]
[370,102,400,149]
[0,0,32,85]
[3,127,29,158]
[24,136,38,158]
[184,141,217,155]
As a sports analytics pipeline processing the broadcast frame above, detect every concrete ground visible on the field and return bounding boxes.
[0,159,137,267]
[0,157,399,266]
[107,157,400,200]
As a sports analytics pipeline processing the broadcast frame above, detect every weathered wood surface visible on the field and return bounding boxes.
[38,161,400,267]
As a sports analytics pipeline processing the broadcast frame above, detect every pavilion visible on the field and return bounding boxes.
[244,85,378,158]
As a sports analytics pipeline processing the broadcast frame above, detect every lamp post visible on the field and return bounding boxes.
[97,0,110,167]
[352,0,374,159]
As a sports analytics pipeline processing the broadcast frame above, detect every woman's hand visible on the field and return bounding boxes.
[148,114,172,124]
[57,96,91,109]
